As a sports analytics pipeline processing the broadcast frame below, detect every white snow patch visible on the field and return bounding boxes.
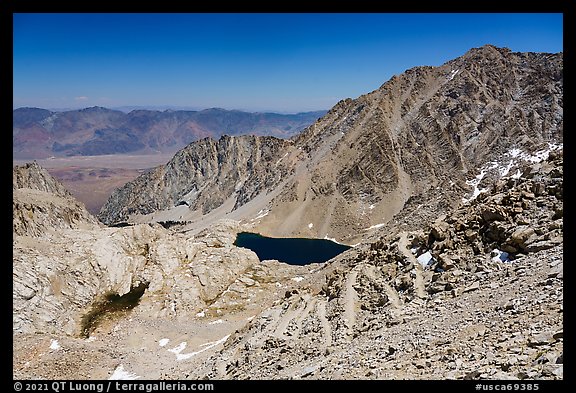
[523,145,556,163]
[500,159,516,177]
[171,335,231,361]
[507,143,562,164]
[487,161,499,170]
[109,365,141,380]
[49,339,60,350]
[308,223,314,229]
[246,316,255,321]
[292,276,304,283]
[159,338,170,347]
[209,319,223,325]
[416,251,434,268]
[510,148,522,158]
[462,169,488,203]
[168,342,188,355]
[85,336,96,342]
[491,249,510,263]
[490,143,563,182]
[323,235,344,245]
[447,69,460,81]
[275,152,289,165]
[195,310,205,318]
[365,223,385,231]
[253,209,269,220]
[369,204,375,210]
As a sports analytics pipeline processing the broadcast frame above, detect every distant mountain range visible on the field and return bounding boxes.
[12,106,327,159]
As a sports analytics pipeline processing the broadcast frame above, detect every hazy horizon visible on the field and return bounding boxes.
[12,104,329,115]
[14,13,562,113]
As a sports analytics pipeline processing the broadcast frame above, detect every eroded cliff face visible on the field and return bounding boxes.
[13,162,99,236]
[256,45,562,242]
[98,135,296,225]
[14,194,316,339]
[14,161,73,196]
[97,45,563,244]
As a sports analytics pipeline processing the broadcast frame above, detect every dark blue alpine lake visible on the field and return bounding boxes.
[234,232,351,265]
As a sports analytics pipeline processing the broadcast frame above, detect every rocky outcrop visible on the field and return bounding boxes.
[98,135,296,224]
[13,162,99,236]
[13,219,312,337]
[13,161,72,197]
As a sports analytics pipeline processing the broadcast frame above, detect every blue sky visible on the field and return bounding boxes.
[13,13,563,113]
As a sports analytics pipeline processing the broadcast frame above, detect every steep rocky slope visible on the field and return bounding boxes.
[13,217,310,336]
[14,214,316,379]
[13,162,99,236]
[13,106,325,159]
[98,135,296,224]
[263,45,562,243]
[98,45,562,244]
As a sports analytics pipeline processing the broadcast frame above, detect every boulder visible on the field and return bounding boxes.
[430,221,451,241]
[508,226,537,250]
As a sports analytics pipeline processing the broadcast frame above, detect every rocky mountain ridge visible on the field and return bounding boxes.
[99,45,563,245]
[98,135,296,224]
